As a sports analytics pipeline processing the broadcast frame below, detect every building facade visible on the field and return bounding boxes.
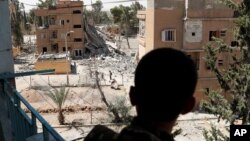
[35,0,84,58]
[137,0,240,106]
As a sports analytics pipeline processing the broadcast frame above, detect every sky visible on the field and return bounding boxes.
[19,0,147,12]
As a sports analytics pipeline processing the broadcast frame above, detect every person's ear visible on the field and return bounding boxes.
[181,96,195,115]
[129,86,137,106]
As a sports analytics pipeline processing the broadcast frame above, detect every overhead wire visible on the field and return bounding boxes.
[21,0,145,8]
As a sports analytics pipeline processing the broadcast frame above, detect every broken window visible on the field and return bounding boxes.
[74,25,82,28]
[67,20,70,23]
[74,38,82,42]
[63,47,66,52]
[162,29,176,42]
[73,10,81,14]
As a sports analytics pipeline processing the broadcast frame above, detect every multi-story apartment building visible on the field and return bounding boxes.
[137,0,240,106]
[35,0,84,58]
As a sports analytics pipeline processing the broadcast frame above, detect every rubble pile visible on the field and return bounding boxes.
[84,20,110,56]
[15,52,36,72]
[77,52,136,87]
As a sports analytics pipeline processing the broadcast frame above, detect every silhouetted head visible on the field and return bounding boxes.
[130,48,198,122]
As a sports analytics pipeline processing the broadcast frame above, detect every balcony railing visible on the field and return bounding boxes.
[0,70,64,141]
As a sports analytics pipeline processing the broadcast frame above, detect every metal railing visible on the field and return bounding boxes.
[2,79,64,141]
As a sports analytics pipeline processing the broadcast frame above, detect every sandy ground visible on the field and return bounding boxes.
[13,37,229,141]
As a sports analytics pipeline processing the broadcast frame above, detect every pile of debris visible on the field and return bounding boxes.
[84,20,110,56]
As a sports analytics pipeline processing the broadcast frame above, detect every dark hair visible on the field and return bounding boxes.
[134,48,198,122]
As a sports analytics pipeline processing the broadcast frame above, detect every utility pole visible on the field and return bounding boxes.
[0,0,15,140]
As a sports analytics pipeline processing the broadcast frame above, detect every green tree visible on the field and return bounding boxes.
[110,6,123,24]
[28,8,36,25]
[200,0,250,140]
[10,0,23,47]
[45,87,70,125]
[110,3,144,49]
[92,0,103,24]
[38,0,55,8]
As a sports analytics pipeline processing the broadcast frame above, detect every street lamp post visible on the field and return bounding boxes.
[64,31,74,86]
[64,30,74,57]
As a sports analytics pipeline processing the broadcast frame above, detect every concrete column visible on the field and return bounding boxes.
[0,0,15,73]
[0,0,15,141]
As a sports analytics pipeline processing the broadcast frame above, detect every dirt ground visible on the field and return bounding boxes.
[15,76,229,141]
[14,37,229,141]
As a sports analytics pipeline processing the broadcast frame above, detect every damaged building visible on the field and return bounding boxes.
[137,0,240,106]
[35,0,85,59]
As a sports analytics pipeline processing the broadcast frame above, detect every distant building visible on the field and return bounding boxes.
[35,53,71,74]
[137,0,240,106]
[35,0,84,58]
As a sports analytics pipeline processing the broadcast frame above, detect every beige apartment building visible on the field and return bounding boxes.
[137,0,240,106]
[35,0,84,58]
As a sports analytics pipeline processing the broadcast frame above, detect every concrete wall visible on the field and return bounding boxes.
[35,59,71,74]
[0,1,14,141]
[153,7,185,50]
[137,0,239,106]
[0,0,14,74]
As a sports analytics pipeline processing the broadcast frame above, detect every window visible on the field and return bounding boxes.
[220,31,226,37]
[63,47,66,52]
[139,20,145,37]
[218,60,223,66]
[209,31,219,41]
[209,30,227,41]
[42,47,47,54]
[74,25,82,28]
[231,41,239,47]
[192,32,196,36]
[162,29,176,42]
[67,20,70,23]
[74,38,82,42]
[233,11,240,18]
[52,31,57,39]
[73,10,81,14]
[60,20,64,25]
[74,49,83,57]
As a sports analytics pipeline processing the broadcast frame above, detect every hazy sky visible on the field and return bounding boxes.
[19,0,147,12]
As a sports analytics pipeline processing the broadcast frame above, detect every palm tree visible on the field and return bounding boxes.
[45,86,70,125]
